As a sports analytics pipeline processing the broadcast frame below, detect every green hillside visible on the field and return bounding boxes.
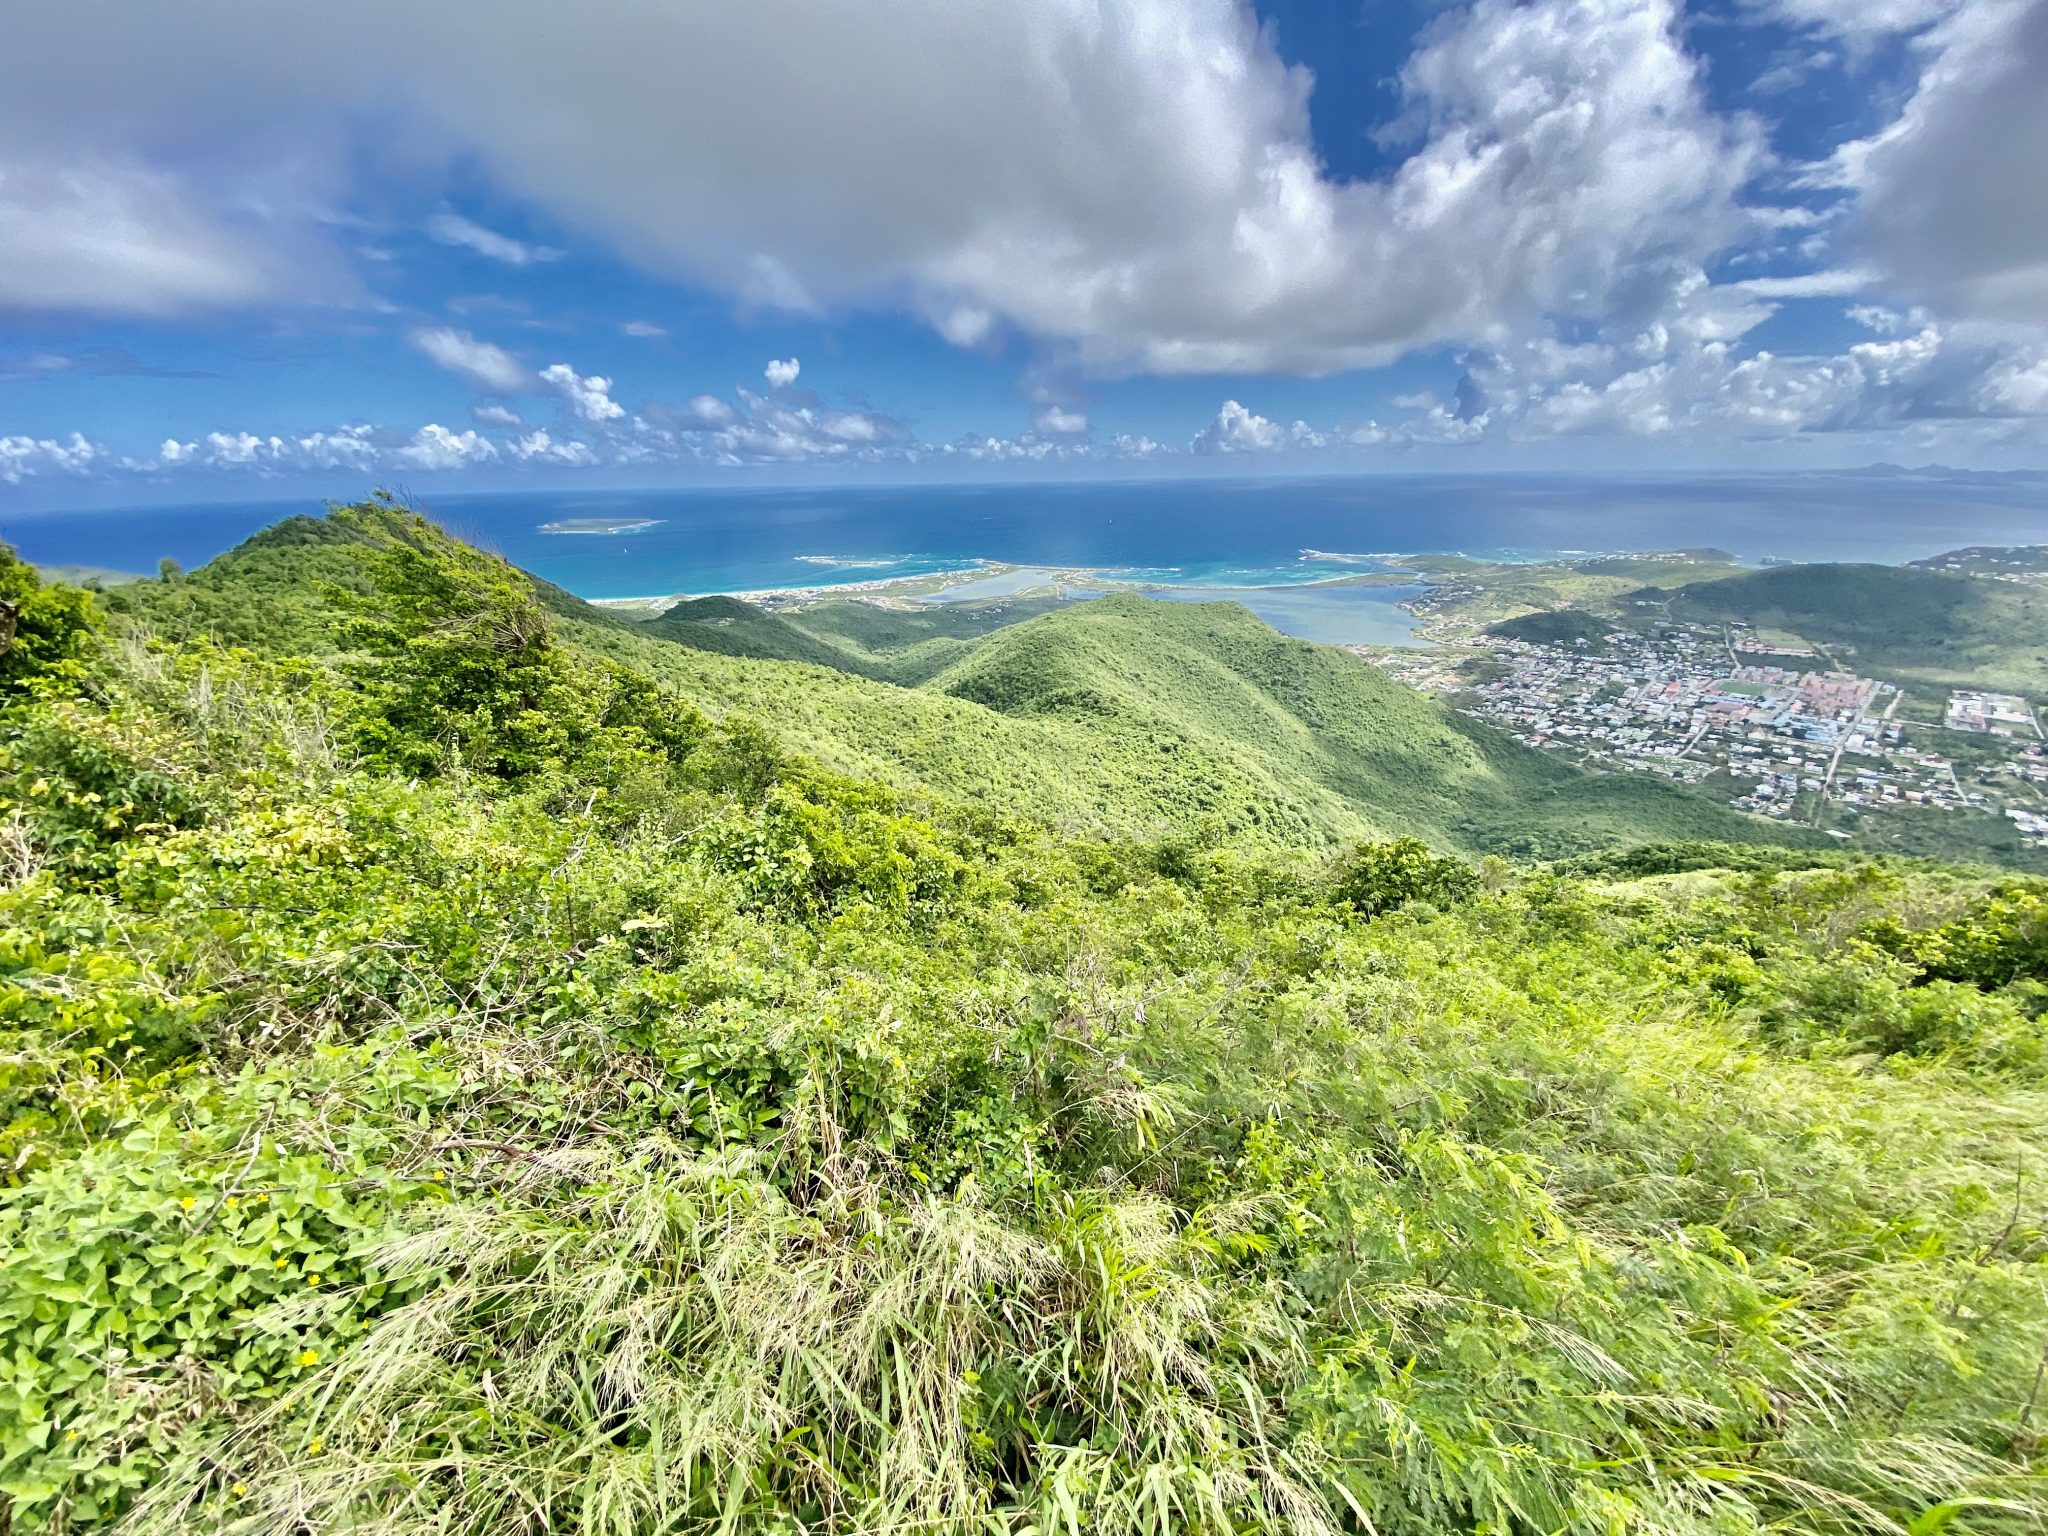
[1484,608,1615,649]
[645,595,877,673]
[100,504,1796,859]
[925,594,1789,856]
[1653,563,2048,695]
[4,509,2045,1536]
[645,592,1066,684]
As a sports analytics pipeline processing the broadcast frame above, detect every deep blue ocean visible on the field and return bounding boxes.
[7,472,2045,647]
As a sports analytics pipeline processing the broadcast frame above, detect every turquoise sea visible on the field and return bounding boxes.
[6,472,2044,648]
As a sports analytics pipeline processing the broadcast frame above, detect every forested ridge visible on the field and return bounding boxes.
[1,500,2044,1535]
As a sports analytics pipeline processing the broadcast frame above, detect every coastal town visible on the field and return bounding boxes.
[1367,588,2048,851]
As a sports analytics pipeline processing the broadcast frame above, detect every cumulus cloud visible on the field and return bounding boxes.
[471,402,525,427]
[0,431,100,483]
[1438,276,2048,449]
[539,362,626,423]
[1192,401,1283,454]
[1832,0,2048,324]
[645,385,911,464]
[504,427,593,465]
[397,423,498,470]
[764,357,800,388]
[1190,400,1324,453]
[0,0,1763,373]
[1032,404,1089,436]
[673,394,739,429]
[410,326,532,393]
[425,212,561,266]
[151,425,384,474]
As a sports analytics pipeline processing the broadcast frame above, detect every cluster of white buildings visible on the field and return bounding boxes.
[1374,619,2038,831]
[1944,690,2042,736]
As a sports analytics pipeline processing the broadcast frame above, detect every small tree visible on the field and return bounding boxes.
[339,528,582,778]
[1332,836,1479,918]
[0,543,98,698]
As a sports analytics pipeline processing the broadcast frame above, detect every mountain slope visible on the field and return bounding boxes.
[924,594,1801,855]
[107,503,1810,858]
[643,593,1066,684]
[644,596,877,673]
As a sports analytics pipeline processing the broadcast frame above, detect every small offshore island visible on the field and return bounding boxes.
[538,515,667,535]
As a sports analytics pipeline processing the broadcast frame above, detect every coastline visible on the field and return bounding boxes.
[588,558,1421,614]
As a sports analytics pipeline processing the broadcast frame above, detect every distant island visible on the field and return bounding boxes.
[538,516,665,535]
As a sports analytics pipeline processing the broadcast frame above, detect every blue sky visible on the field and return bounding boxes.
[2,0,2046,506]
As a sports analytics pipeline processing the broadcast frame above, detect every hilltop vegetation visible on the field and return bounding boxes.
[3,502,2045,1536]
[1484,608,1616,650]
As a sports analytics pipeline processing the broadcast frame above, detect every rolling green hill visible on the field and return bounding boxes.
[923,594,1786,855]
[643,593,1066,684]
[100,503,1804,859]
[1651,563,2048,695]
[644,595,879,673]
[1484,609,1615,649]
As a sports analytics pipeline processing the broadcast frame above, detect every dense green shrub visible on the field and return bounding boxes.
[0,544,99,697]
[1329,834,1479,916]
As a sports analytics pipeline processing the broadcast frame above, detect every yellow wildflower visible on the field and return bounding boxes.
[296,1349,319,1368]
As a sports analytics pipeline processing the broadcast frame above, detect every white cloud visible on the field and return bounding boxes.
[1189,400,1326,453]
[1032,404,1089,436]
[141,420,501,475]
[471,402,525,427]
[292,425,384,470]
[1749,0,1963,42]
[0,160,331,316]
[540,362,626,423]
[0,431,100,483]
[1730,269,1878,299]
[425,212,561,266]
[0,0,1763,372]
[410,327,531,393]
[620,320,666,338]
[509,428,597,465]
[397,423,498,470]
[646,386,911,464]
[1192,401,1283,454]
[676,393,739,428]
[1442,273,2048,447]
[1832,0,2048,324]
[763,357,800,387]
